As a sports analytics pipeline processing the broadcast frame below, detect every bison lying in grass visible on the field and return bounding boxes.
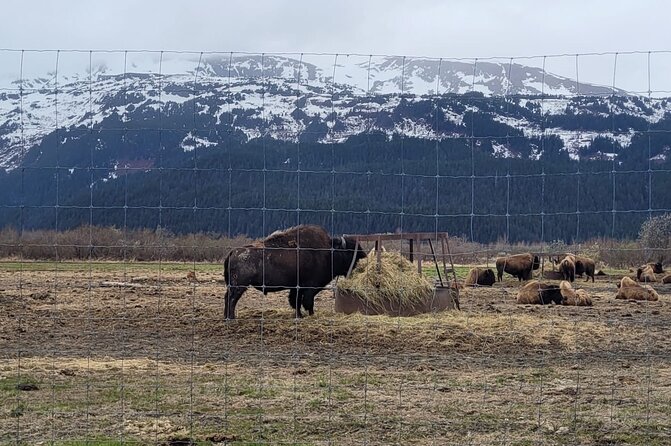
[637,264,658,283]
[496,253,540,282]
[464,267,496,287]
[616,276,659,301]
[516,280,563,305]
[224,225,366,319]
[559,281,592,306]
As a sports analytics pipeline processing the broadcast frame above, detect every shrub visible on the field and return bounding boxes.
[638,213,671,263]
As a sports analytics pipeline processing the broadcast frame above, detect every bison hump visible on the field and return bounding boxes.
[263,225,330,248]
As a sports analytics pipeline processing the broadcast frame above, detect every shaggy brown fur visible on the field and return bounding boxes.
[224,225,366,319]
[559,257,576,282]
[516,280,563,305]
[559,281,592,306]
[542,270,565,280]
[646,262,665,274]
[496,253,541,282]
[663,274,671,284]
[637,265,657,283]
[464,267,496,287]
[616,283,660,301]
[556,254,595,282]
[618,276,638,289]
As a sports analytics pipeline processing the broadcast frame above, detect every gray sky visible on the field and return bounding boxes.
[2,0,670,91]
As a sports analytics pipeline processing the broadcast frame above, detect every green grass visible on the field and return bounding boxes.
[421,264,472,280]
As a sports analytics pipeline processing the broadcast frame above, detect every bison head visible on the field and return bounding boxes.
[331,236,366,277]
[651,262,664,274]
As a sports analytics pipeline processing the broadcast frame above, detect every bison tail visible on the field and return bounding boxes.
[223,253,231,285]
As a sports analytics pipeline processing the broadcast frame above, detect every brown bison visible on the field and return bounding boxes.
[542,270,565,280]
[617,276,638,289]
[464,267,496,287]
[663,274,671,284]
[559,254,595,282]
[223,225,366,319]
[559,257,576,282]
[496,253,540,282]
[559,281,592,306]
[615,277,659,301]
[637,265,657,283]
[516,280,563,305]
[645,262,665,274]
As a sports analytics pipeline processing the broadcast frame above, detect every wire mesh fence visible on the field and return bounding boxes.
[1,49,671,445]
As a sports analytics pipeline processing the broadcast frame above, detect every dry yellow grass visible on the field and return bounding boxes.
[336,251,434,313]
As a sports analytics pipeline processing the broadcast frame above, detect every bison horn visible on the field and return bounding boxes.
[340,236,347,248]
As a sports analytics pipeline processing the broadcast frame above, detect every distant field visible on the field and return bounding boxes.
[1,260,670,445]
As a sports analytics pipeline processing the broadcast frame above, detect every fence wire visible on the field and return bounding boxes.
[1,49,670,445]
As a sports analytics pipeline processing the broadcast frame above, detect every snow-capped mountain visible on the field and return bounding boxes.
[0,54,670,169]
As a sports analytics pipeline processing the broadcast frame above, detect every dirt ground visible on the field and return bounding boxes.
[1,261,671,445]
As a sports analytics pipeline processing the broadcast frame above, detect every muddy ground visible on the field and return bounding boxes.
[1,262,670,445]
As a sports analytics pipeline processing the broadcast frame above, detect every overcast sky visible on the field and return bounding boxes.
[2,0,670,91]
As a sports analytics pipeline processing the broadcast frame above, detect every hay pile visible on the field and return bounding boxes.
[336,251,434,312]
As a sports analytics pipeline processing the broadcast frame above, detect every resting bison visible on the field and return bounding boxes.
[559,281,592,306]
[637,265,657,283]
[615,277,659,301]
[496,253,540,282]
[223,225,366,319]
[617,276,638,289]
[645,262,665,274]
[516,280,563,305]
[663,274,671,284]
[559,257,576,282]
[464,267,496,287]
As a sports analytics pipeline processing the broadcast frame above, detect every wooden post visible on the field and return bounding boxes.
[440,235,448,277]
[408,238,414,262]
[428,238,443,286]
[376,235,382,272]
[346,238,360,278]
[416,235,422,274]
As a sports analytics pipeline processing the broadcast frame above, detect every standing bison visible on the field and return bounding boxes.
[496,253,540,282]
[223,225,366,319]
[556,254,595,283]
[559,257,576,282]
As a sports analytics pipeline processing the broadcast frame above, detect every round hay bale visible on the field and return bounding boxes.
[335,251,454,316]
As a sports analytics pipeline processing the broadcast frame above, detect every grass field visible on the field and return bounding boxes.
[1,260,670,445]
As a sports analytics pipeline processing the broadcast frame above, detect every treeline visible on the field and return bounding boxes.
[1,93,671,243]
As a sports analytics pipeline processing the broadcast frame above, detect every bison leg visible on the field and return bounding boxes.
[224,286,245,320]
[301,288,318,316]
[287,288,303,318]
[288,288,298,309]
